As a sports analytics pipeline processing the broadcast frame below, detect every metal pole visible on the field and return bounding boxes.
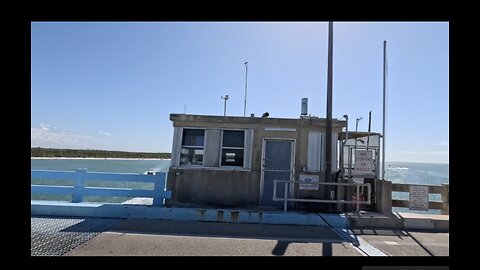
[221,95,229,116]
[325,21,333,205]
[356,184,360,214]
[382,41,387,180]
[284,181,288,212]
[244,62,248,117]
[343,115,348,176]
[354,117,361,165]
[368,111,372,132]
[367,111,372,149]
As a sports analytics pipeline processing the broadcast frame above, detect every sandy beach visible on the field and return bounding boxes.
[31,157,171,161]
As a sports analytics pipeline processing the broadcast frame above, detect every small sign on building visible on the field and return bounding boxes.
[354,150,373,174]
[409,185,429,211]
[299,174,319,190]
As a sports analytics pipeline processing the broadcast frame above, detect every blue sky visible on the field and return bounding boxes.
[31,22,449,164]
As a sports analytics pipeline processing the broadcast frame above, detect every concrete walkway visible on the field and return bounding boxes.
[349,229,449,256]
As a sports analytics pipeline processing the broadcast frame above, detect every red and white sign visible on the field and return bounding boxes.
[354,150,373,174]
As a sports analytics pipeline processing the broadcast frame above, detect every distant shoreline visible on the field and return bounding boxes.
[31,157,171,161]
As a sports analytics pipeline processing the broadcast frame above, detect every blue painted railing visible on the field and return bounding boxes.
[31,168,171,206]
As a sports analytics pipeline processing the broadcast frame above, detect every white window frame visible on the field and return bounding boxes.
[307,131,338,172]
[171,127,252,171]
[179,128,206,167]
[219,129,245,168]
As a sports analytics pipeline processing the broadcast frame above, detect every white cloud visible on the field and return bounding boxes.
[436,141,449,146]
[39,123,50,131]
[31,125,96,149]
[98,130,111,136]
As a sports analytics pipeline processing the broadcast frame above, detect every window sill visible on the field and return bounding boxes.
[171,166,251,172]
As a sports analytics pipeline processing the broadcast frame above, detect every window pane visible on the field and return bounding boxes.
[180,148,204,165]
[221,148,244,166]
[222,130,244,148]
[182,129,205,146]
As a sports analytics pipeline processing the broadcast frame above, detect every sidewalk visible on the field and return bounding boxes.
[347,211,449,231]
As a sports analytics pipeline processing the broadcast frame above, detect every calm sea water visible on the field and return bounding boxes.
[31,159,171,174]
[384,161,449,214]
[31,159,448,213]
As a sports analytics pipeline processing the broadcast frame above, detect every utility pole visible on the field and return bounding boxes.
[382,41,387,180]
[325,21,334,205]
[244,62,248,117]
[221,95,229,116]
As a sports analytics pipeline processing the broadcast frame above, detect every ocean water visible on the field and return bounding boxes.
[31,159,448,214]
[385,161,449,214]
[31,159,171,174]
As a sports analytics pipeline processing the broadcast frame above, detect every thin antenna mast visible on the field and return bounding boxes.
[243,62,248,117]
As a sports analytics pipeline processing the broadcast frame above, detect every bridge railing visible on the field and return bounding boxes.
[31,168,171,206]
[273,180,371,213]
[392,183,449,214]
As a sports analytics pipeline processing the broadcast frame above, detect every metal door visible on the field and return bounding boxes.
[261,139,294,206]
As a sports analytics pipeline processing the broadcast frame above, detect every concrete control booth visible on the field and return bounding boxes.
[166,112,349,210]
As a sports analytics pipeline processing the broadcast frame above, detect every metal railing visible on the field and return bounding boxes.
[31,168,171,206]
[273,180,371,213]
[392,183,449,214]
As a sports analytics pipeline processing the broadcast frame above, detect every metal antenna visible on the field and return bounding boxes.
[244,61,248,117]
[221,95,229,116]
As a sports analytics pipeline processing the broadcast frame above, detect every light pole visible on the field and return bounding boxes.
[355,117,363,132]
[354,117,362,170]
[221,95,229,116]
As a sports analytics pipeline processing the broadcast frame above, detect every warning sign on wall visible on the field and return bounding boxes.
[409,185,429,211]
[354,150,373,174]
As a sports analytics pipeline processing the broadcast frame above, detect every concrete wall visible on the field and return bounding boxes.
[167,169,260,207]
[167,114,346,208]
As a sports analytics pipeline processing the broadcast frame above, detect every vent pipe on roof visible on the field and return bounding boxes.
[301,98,308,116]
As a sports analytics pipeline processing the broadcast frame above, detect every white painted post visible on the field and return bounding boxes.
[72,168,86,203]
[284,181,288,212]
[153,173,166,206]
[356,184,360,214]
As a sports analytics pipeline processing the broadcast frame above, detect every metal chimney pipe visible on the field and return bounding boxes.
[301,98,308,116]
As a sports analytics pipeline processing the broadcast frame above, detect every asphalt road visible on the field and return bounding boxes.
[44,218,448,256]
[66,219,362,256]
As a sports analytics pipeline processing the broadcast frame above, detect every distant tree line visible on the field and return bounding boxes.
[31,147,171,159]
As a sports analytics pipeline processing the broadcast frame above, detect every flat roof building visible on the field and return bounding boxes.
[166,113,348,210]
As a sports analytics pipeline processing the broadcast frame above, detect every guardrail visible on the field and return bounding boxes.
[31,168,171,206]
[273,180,371,213]
[392,183,449,214]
